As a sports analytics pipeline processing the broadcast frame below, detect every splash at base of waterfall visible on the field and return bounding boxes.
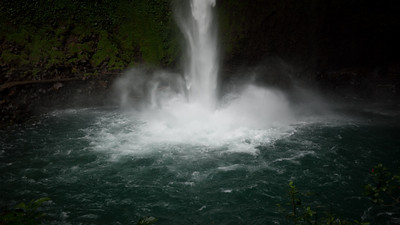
[111,68,295,155]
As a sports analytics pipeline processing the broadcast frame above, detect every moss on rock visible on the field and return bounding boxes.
[0,0,180,82]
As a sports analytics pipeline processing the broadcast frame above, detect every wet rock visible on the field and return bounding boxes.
[98,80,108,89]
[52,82,63,90]
[0,74,117,127]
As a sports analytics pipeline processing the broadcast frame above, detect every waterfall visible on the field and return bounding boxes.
[115,0,294,131]
[181,0,218,110]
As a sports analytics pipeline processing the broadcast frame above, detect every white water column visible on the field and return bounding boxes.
[183,0,218,110]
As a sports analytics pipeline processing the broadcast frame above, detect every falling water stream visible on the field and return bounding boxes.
[1,1,400,224]
[182,0,218,109]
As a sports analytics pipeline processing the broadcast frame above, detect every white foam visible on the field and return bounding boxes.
[84,94,295,157]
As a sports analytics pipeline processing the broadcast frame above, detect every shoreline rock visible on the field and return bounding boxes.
[0,74,119,127]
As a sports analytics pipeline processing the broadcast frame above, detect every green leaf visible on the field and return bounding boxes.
[33,197,51,206]
[136,216,158,225]
[15,202,27,210]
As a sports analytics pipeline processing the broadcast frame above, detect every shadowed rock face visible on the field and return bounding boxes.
[216,0,400,102]
[0,75,116,126]
[217,0,400,70]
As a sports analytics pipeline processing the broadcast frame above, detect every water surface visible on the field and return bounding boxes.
[1,106,399,224]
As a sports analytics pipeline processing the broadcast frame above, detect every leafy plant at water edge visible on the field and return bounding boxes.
[279,164,400,225]
[276,181,316,225]
[365,164,400,206]
[136,216,158,225]
[0,197,50,225]
[364,164,400,223]
[278,182,369,225]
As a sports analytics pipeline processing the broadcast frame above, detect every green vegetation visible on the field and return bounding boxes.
[365,164,400,206]
[279,165,400,225]
[278,182,369,225]
[0,0,255,82]
[0,0,180,82]
[136,216,158,225]
[0,198,50,225]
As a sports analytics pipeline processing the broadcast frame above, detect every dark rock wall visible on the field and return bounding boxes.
[217,0,400,101]
[0,76,116,126]
[218,0,400,70]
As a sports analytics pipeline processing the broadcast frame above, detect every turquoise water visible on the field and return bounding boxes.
[1,106,399,224]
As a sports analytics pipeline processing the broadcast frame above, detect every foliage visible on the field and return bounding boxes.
[365,164,400,206]
[136,216,158,225]
[0,198,51,225]
[279,164,400,225]
[278,182,369,225]
[91,31,120,68]
[364,164,400,224]
[277,181,316,225]
[0,0,180,81]
[0,0,121,29]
